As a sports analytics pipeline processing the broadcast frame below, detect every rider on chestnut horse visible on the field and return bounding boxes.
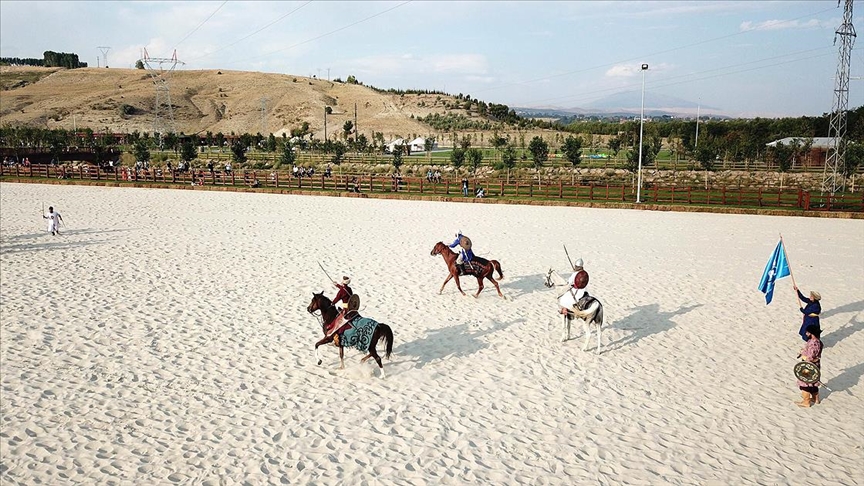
[449,230,475,275]
[325,276,361,336]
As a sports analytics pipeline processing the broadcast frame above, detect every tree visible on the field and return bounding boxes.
[528,136,549,171]
[450,148,465,170]
[230,141,247,164]
[695,145,719,172]
[342,121,353,141]
[266,133,277,152]
[332,140,347,166]
[424,137,434,160]
[163,132,179,153]
[844,142,863,176]
[561,135,583,168]
[279,141,295,167]
[135,59,144,69]
[180,139,197,163]
[466,147,483,174]
[768,142,794,172]
[133,140,150,165]
[392,144,404,172]
[501,144,517,183]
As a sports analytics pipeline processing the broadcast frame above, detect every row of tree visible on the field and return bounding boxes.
[0,51,87,68]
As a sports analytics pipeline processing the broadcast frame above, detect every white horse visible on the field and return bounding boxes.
[556,285,605,353]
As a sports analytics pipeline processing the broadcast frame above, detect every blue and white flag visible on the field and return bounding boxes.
[758,240,790,304]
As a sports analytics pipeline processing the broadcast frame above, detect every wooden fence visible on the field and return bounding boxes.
[3,164,862,212]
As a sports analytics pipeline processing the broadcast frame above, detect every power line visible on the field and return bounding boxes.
[473,5,838,96]
[185,1,312,63]
[220,0,412,67]
[171,0,229,51]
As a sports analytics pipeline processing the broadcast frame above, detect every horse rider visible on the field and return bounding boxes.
[331,276,353,309]
[324,276,361,336]
[449,230,474,274]
[566,258,593,318]
[567,258,589,295]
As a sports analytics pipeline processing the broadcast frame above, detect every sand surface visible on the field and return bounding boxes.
[1,182,862,485]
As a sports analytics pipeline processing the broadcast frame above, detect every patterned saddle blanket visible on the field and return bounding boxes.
[339,317,379,351]
[458,261,484,276]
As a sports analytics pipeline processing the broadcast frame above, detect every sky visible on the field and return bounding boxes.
[1,1,862,118]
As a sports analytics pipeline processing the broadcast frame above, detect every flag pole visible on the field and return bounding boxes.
[780,234,801,306]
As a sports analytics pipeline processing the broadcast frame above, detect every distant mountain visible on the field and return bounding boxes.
[516,91,726,120]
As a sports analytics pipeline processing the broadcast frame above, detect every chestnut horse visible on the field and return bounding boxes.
[306,292,394,377]
[430,242,504,298]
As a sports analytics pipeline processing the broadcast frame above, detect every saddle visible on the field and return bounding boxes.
[326,294,362,336]
[457,261,482,276]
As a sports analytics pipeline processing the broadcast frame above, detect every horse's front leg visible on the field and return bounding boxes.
[474,276,484,298]
[562,313,571,342]
[339,346,345,369]
[314,335,335,365]
[439,274,453,294]
[454,275,466,296]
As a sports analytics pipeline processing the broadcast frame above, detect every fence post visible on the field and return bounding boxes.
[758,187,763,207]
[804,192,811,211]
[723,186,727,205]
[620,184,625,201]
[797,188,803,208]
[500,181,504,198]
[15,164,20,177]
[653,184,658,203]
[29,164,33,177]
[558,180,563,198]
[589,184,594,200]
[231,170,235,186]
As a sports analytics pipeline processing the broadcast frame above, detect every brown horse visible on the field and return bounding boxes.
[306,292,394,377]
[430,242,504,298]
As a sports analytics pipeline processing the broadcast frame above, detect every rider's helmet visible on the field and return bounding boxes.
[574,258,584,270]
[455,230,461,237]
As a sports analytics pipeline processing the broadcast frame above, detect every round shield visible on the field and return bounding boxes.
[573,270,589,289]
[459,235,472,251]
[347,294,360,312]
[794,361,820,384]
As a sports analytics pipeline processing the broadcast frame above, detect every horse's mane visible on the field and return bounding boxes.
[434,241,454,253]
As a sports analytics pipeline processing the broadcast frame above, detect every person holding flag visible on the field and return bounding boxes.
[793,285,821,341]
[758,239,790,305]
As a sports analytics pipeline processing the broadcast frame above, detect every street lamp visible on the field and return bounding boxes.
[636,63,648,203]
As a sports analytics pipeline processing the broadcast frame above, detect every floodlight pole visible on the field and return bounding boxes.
[636,63,648,204]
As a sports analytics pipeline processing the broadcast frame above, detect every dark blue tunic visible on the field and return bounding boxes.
[797,289,821,341]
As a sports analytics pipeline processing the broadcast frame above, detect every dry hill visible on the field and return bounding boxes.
[0,66,481,142]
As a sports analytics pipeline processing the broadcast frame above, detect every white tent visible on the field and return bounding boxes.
[385,138,404,154]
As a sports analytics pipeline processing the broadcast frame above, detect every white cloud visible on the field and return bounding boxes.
[344,53,488,77]
[739,18,829,32]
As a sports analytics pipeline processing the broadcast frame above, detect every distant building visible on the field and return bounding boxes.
[385,138,404,154]
[766,137,836,168]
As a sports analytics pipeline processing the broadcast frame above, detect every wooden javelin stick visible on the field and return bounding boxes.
[317,261,335,284]
[780,234,801,306]
[563,244,575,270]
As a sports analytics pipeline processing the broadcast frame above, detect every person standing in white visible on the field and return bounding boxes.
[43,206,63,235]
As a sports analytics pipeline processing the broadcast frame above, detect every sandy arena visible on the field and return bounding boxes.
[1,182,862,484]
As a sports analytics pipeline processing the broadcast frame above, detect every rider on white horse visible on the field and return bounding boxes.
[563,258,594,319]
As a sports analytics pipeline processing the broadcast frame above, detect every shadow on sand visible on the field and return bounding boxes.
[823,316,864,348]
[0,228,132,254]
[397,317,526,369]
[602,303,702,353]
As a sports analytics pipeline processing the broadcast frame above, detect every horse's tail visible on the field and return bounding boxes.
[594,301,604,327]
[380,323,394,359]
[493,260,504,279]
